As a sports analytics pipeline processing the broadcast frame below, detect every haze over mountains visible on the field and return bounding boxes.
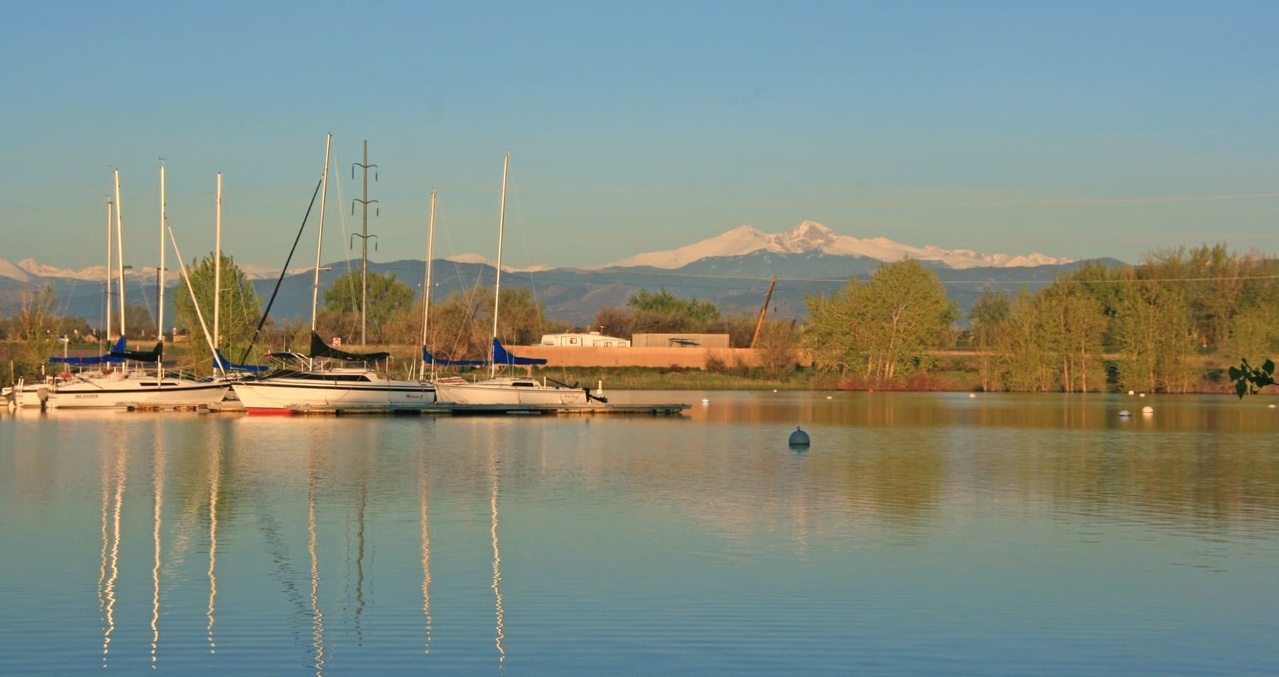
[0,222,1108,328]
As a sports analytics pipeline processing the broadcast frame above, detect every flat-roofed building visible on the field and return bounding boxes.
[630,333,730,348]
[539,332,631,347]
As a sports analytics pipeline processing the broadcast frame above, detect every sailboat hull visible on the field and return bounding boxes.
[433,377,588,406]
[232,371,435,413]
[15,373,230,410]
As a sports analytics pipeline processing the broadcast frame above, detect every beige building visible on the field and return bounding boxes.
[630,333,731,349]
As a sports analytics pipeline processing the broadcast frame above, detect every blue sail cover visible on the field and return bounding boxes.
[213,349,270,374]
[493,338,547,366]
[422,347,488,368]
[110,341,163,362]
[49,337,127,366]
[309,332,390,363]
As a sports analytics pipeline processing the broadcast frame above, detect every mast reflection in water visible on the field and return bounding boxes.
[3,392,1279,675]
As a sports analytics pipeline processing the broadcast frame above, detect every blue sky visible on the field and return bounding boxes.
[2,1,1277,272]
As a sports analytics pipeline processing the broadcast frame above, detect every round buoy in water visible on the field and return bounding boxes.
[1119,410,1132,418]
[968,393,976,398]
[701,398,709,405]
[1142,406,1153,415]
[788,426,810,447]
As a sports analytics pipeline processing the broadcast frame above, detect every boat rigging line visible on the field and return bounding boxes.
[237,175,324,365]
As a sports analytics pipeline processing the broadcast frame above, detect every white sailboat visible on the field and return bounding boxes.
[231,135,434,413]
[432,154,602,407]
[18,167,230,410]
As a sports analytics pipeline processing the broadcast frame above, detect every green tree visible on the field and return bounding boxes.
[802,282,864,376]
[1036,278,1108,392]
[123,304,156,340]
[969,289,1012,391]
[1112,262,1197,393]
[425,290,488,360]
[1183,243,1253,351]
[323,270,415,344]
[1221,255,1279,360]
[591,306,635,343]
[1059,260,1125,352]
[13,285,59,375]
[1230,358,1275,398]
[755,319,800,379]
[627,287,721,333]
[417,285,551,365]
[1224,308,1279,365]
[803,259,957,385]
[707,313,760,348]
[172,253,264,375]
[489,287,545,346]
[992,290,1056,392]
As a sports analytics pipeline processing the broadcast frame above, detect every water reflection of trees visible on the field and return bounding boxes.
[10,410,1279,601]
[32,413,1279,548]
[544,413,1279,541]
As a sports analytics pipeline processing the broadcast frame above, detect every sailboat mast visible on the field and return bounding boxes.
[158,164,166,346]
[106,199,114,342]
[420,190,436,378]
[311,134,332,333]
[214,172,222,348]
[490,153,509,377]
[169,225,223,374]
[421,192,436,347]
[115,169,127,340]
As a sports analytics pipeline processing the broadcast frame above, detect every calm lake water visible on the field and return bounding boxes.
[2,391,1278,675]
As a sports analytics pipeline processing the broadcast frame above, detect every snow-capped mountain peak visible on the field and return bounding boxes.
[0,258,32,283]
[16,258,100,281]
[775,221,837,252]
[597,221,1070,270]
[444,253,549,273]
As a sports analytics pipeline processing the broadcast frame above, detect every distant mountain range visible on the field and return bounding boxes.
[0,222,1118,329]
[599,221,1071,270]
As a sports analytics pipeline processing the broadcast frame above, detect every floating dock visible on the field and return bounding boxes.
[199,401,690,417]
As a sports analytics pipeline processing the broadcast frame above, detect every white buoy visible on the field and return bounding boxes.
[1269,404,1276,409]
[968,393,976,398]
[826,395,832,400]
[701,398,709,405]
[1128,390,1135,396]
[1142,406,1153,415]
[1119,410,1131,418]
[1139,393,1146,398]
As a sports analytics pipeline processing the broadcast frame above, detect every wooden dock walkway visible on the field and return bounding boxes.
[197,401,691,417]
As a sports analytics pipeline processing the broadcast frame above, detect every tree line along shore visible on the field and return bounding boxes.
[3,243,1276,395]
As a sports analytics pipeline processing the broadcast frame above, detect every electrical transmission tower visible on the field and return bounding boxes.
[351,139,379,345]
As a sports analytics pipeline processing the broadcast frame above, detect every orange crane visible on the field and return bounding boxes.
[749,276,778,349]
